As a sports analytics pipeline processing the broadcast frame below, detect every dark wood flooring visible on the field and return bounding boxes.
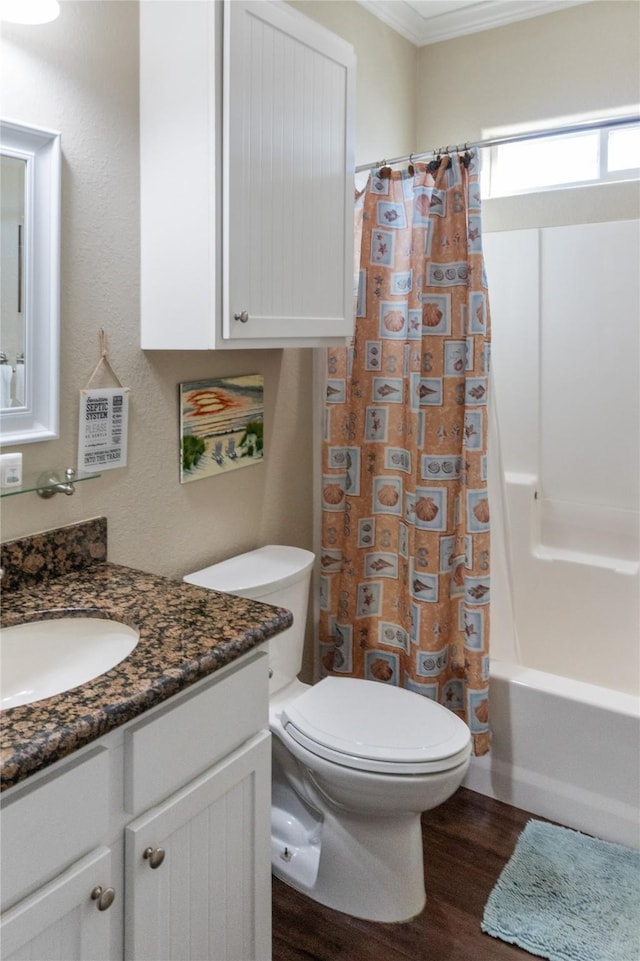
[272,787,537,961]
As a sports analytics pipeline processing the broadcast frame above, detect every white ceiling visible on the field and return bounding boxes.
[356,0,592,46]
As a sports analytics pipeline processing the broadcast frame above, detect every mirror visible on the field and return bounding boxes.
[1,155,25,389]
[0,119,61,444]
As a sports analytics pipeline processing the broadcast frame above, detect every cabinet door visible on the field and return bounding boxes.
[125,731,271,961]
[223,0,356,345]
[0,847,118,961]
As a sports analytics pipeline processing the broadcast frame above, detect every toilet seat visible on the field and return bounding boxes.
[281,677,471,775]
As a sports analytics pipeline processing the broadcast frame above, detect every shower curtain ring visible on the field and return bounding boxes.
[428,148,442,173]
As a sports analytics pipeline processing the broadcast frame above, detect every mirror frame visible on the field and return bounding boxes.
[0,119,61,445]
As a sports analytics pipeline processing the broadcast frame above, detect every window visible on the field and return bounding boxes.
[482,119,640,198]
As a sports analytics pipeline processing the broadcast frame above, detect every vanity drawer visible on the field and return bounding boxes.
[124,651,268,815]
[0,746,110,911]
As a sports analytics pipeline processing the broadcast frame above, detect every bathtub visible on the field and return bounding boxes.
[463,659,640,849]
[463,470,640,850]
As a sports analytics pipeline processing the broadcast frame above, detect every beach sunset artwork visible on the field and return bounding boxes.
[179,375,264,483]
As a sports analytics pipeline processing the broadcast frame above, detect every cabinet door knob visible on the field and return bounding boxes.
[143,846,166,869]
[234,310,249,323]
[91,886,116,911]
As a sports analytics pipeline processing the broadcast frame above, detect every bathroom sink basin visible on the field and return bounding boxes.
[0,616,139,710]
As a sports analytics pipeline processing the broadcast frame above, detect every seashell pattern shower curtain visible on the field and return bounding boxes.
[319,150,491,755]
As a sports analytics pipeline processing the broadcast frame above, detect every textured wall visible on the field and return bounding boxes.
[0,0,415,685]
[3,0,636,678]
[0,2,314,582]
[415,0,640,230]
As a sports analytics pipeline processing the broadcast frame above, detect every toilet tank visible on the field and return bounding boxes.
[184,546,315,695]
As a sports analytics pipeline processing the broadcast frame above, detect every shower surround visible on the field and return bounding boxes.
[464,219,640,849]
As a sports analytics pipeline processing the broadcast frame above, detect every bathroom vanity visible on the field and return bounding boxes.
[1,656,271,961]
[0,520,291,961]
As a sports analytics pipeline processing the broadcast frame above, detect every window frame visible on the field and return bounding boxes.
[482,120,640,199]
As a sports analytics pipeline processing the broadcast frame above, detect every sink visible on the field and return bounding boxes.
[0,616,139,710]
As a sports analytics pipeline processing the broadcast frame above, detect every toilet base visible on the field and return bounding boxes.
[271,802,321,892]
[271,801,426,923]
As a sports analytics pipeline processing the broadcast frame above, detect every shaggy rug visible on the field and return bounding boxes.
[482,819,640,961]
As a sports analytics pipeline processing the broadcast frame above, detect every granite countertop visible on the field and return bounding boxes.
[0,562,292,793]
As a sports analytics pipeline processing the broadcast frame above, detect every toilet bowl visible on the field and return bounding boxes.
[184,546,472,923]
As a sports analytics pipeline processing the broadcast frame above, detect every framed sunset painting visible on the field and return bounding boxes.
[179,375,264,483]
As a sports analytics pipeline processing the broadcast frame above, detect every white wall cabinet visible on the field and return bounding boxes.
[0,653,271,961]
[140,0,355,350]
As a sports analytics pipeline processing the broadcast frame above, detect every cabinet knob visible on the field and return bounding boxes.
[91,886,116,911]
[233,310,249,323]
[143,846,166,869]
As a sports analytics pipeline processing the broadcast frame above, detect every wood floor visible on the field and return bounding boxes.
[272,787,537,961]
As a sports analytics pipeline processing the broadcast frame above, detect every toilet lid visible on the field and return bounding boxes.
[184,545,314,599]
[282,677,471,775]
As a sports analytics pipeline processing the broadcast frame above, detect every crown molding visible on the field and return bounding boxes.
[356,1,592,46]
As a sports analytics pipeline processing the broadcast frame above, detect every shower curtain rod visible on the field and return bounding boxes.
[355,113,640,173]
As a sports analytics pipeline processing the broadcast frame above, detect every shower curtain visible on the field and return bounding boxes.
[319,150,491,755]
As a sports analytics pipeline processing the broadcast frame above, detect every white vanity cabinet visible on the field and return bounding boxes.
[140,0,356,350]
[0,652,271,961]
[0,746,119,961]
[125,733,270,961]
[0,847,118,961]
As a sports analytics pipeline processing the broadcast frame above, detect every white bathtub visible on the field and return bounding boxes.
[463,472,640,849]
[464,659,640,849]
[461,228,640,848]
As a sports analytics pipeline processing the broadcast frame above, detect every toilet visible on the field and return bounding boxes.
[184,546,471,923]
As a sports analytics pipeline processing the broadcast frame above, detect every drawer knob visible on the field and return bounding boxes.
[143,846,166,869]
[233,310,249,323]
[91,886,116,911]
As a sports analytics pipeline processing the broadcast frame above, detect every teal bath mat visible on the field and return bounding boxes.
[482,819,640,961]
